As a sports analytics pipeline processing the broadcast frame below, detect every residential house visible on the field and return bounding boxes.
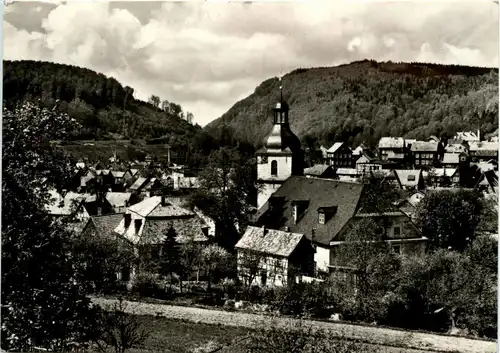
[80,213,132,281]
[330,210,426,261]
[468,142,498,163]
[105,192,132,213]
[351,143,368,162]
[411,141,444,168]
[235,226,315,287]
[378,137,409,166]
[392,170,425,190]
[355,153,395,176]
[445,140,469,154]
[253,176,426,274]
[110,171,126,191]
[128,177,150,194]
[427,168,460,187]
[441,152,468,169]
[475,169,498,196]
[304,164,336,179]
[326,142,353,168]
[114,196,211,284]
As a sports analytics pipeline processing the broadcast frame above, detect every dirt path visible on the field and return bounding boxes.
[92,297,496,353]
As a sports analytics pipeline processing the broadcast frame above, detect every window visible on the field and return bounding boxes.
[392,245,401,254]
[318,212,325,225]
[134,219,142,234]
[124,214,131,228]
[407,175,416,181]
[271,160,278,176]
[260,270,267,286]
[393,226,401,237]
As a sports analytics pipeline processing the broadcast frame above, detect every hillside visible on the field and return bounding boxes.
[3,60,218,165]
[205,60,499,149]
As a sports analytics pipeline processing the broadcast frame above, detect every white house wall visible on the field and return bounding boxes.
[315,246,330,272]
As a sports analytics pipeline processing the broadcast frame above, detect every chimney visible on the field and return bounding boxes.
[97,207,102,216]
[477,129,481,142]
[261,225,266,235]
[167,146,171,166]
[311,228,316,243]
[161,195,166,206]
[285,226,290,232]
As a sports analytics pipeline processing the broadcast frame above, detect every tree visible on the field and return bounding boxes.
[237,252,264,290]
[415,189,484,251]
[178,233,203,291]
[2,102,99,351]
[186,111,194,124]
[201,245,231,291]
[190,147,258,250]
[148,95,160,111]
[93,298,149,353]
[332,218,400,322]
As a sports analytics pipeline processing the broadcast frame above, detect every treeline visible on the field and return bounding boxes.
[206,59,498,149]
[3,60,201,144]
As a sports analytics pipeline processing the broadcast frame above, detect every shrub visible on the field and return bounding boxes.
[131,273,169,299]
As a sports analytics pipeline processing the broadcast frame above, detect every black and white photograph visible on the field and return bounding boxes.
[2,0,499,352]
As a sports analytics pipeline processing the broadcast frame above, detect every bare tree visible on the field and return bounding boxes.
[238,251,264,289]
[93,298,149,353]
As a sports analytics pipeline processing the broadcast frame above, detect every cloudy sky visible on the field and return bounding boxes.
[4,0,498,126]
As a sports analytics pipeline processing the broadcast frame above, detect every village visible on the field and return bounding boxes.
[45,88,498,296]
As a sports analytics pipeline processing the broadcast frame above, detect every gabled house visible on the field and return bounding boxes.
[235,226,315,287]
[411,141,445,168]
[397,191,426,220]
[326,142,353,168]
[392,170,425,190]
[304,164,336,179]
[254,176,427,274]
[128,177,150,194]
[114,196,212,284]
[445,141,469,154]
[378,137,409,165]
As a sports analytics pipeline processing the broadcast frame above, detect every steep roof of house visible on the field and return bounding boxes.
[394,170,422,188]
[128,196,194,218]
[111,171,125,178]
[129,177,148,190]
[304,164,331,176]
[235,226,304,257]
[378,137,405,149]
[89,213,123,238]
[411,141,439,152]
[445,144,468,154]
[139,217,208,245]
[105,192,132,208]
[352,146,363,155]
[255,176,364,246]
[327,142,344,153]
[455,131,479,142]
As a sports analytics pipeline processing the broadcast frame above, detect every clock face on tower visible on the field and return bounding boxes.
[261,155,268,164]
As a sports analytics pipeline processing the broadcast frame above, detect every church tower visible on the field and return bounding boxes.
[256,77,303,209]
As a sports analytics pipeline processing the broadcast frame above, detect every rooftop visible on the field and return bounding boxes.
[235,226,305,257]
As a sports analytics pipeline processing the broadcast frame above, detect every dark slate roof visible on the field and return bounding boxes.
[235,226,304,257]
[304,164,332,176]
[140,216,208,245]
[411,141,439,152]
[255,176,364,246]
[89,213,124,238]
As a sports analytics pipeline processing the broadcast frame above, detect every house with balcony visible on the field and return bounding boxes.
[326,142,353,168]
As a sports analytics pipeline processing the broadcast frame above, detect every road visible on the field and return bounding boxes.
[92,297,496,353]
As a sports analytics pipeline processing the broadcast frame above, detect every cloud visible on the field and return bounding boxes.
[3,1,498,126]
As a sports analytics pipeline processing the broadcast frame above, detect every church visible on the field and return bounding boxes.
[255,79,304,209]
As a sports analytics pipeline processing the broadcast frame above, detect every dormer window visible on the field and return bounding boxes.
[124,214,131,228]
[407,175,416,181]
[292,200,309,224]
[318,212,325,225]
[317,206,337,225]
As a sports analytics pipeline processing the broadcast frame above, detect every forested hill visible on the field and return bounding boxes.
[205,60,499,149]
[3,60,202,146]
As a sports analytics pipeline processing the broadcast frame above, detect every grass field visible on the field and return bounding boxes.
[127,316,438,353]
